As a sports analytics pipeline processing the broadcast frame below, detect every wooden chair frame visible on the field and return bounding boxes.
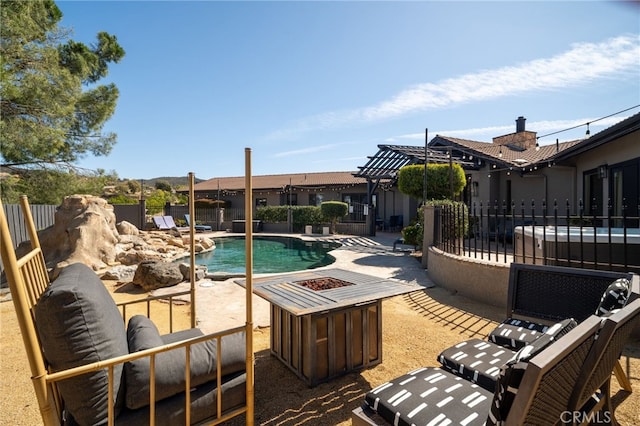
[0,162,256,425]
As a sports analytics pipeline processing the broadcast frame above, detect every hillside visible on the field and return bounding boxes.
[140,176,205,189]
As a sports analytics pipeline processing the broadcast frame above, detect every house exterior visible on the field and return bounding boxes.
[184,113,638,235]
[552,113,640,223]
[429,114,640,219]
[187,171,414,228]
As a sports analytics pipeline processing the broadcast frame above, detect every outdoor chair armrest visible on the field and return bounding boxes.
[44,325,247,424]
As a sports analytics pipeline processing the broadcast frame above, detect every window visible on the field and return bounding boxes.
[309,193,324,206]
[256,198,267,207]
[280,193,297,206]
[584,169,603,217]
[609,159,639,227]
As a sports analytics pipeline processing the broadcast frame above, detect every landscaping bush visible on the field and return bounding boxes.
[320,201,348,233]
[107,194,138,205]
[194,199,228,208]
[255,205,324,232]
[427,199,469,242]
[401,208,424,247]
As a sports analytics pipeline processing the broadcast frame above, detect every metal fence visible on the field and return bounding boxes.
[2,203,57,249]
[434,199,640,273]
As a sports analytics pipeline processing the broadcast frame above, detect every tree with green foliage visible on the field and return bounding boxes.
[155,180,172,192]
[0,0,125,205]
[398,163,466,202]
[320,201,348,234]
[0,168,117,204]
[126,179,141,194]
[1,0,125,168]
[145,190,172,215]
[107,194,138,205]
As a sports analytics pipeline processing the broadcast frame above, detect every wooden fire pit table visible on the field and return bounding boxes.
[239,269,423,386]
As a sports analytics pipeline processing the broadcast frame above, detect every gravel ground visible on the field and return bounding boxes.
[2,280,638,425]
[2,233,638,425]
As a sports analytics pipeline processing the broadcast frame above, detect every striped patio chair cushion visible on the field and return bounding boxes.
[595,278,631,316]
[487,318,577,424]
[438,339,516,392]
[487,318,549,350]
[364,367,493,426]
[440,319,577,393]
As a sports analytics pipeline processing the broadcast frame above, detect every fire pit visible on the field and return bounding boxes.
[242,269,422,386]
[294,277,354,291]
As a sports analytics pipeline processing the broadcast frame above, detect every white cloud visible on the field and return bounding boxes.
[268,34,639,140]
[387,116,631,142]
[272,143,339,158]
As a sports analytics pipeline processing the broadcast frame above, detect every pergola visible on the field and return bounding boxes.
[354,143,474,236]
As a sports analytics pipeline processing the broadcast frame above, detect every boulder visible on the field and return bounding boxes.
[132,261,183,291]
[178,263,208,281]
[117,221,139,236]
[33,195,119,274]
[15,194,217,283]
[101,265,137,282]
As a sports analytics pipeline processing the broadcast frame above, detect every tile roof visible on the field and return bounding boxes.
[431,135,583,171]
[193,171,366,192]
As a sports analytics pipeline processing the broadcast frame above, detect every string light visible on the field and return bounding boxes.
[536,104,638,141]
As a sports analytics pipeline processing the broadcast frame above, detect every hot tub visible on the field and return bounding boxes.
[514,226,640,273]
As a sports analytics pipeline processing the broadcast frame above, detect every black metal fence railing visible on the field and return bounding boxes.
[434,199,640,273]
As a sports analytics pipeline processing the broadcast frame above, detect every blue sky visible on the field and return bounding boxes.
[57,1,640,180]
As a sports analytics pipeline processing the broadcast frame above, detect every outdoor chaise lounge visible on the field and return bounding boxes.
[353,299,640,425]
[353,263,640,425]
[185,214,212,232]
[354,315,604,425]
[0,195,254,425]
[153,215,189,233]
[152,215,171,230]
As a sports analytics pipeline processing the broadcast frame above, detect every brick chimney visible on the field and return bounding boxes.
[493,116,537,150]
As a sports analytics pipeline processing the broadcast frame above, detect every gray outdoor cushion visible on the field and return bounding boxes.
[124,315,246,410]
[439,318,577,392]
[34,262,128,426]
[487,318,549,350]
[363,367,493,426]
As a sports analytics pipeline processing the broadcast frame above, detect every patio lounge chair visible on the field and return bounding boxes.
[353,315,605,425]
[438,273,637,393]
[163,215,189,233]
[0,196,252,425]
[568,297,640,425]
[153,215,171,230]
[185,214,212,232]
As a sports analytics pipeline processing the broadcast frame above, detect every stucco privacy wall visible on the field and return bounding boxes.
[427,247,510,309]
[422,205,510,309]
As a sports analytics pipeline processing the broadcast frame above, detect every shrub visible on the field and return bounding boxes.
[398,163,467,202]
[401,208,424,247]
[427,199,469,241]
[107,194,138,205]
[194,199,228,208]
[320,201,348,233]
[255,205,324,232]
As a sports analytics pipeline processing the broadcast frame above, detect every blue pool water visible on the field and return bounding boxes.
[194,236,341,274]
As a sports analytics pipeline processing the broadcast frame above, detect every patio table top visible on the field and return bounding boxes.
[236,268,424,316]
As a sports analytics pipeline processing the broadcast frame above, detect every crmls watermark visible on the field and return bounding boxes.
[560,411,612,424]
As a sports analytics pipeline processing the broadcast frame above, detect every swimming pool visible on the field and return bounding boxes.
[194,236,341,274]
